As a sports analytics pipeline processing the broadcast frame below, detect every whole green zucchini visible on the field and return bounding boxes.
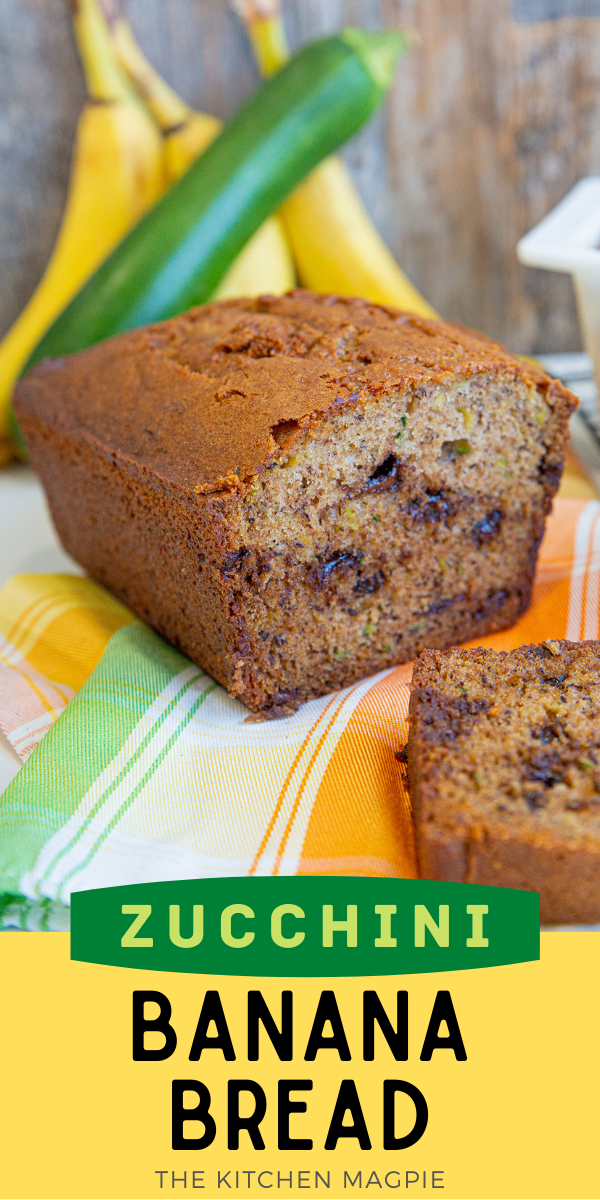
[23,28,408,367]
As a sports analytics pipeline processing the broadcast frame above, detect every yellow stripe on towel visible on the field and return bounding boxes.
[0,574,135,759]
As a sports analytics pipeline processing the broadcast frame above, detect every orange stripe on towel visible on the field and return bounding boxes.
[299,664,417,879]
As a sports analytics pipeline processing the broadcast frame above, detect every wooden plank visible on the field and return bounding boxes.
[2,0,600,352]
[0,0,84,339]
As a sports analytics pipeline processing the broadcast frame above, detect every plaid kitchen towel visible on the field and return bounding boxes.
[0,496,598,928]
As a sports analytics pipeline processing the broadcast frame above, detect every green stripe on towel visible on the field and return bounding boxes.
[0,623,201,898]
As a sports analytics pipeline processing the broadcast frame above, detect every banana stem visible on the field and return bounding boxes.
[70,0,132,101]
[229,0,289,77]
[99,0,191,130]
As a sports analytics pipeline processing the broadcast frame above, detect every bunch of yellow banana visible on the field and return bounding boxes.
[0,0,434,466]
[230,0,437,317]
[0,0,163,466]
[0,0,293,464]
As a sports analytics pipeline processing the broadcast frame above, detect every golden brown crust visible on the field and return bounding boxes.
[15,291,577,718]
[407,640,600,923]
[14,290,575,495]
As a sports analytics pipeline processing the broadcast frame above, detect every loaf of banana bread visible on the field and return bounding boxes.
[407,640,600,923]
[14,291,576,717]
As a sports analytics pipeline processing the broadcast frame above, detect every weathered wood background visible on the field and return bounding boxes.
[2,0,600,352]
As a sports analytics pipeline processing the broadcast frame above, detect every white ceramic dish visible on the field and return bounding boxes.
[518,178,600,398]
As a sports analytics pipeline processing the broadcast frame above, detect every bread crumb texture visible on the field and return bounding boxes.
[408,640,600,923]
[15,292,577,718]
